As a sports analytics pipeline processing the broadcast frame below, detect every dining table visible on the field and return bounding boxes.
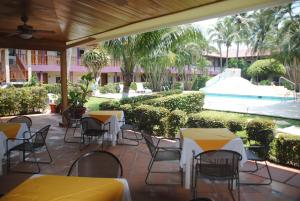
[0,174,132,201]
[179,128,247,189]
[84,111,124,146]
[0,122,29,175]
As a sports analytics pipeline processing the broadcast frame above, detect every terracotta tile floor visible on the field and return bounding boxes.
[0,113,300,201]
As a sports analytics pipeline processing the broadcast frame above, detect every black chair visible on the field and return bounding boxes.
[6,125,52,174]
[62,107,81,143]
[240,129,274,185]
[141,131,182,185]
[192,150,242,201]
[80,117,110,149]
[8,115,32,131]
[118,123,143,146]
[67,150,123,178]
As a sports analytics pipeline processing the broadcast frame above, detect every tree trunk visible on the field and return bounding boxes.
[236,42,239,68]
[226,46,229,68]
[122,71,133,98]
[218,44,223,69]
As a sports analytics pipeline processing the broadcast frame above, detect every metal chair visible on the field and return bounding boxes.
[8,115,32,131]
[240,129,274,185]
[62,107,81,143]
[6,125,52,174]
[118,123,143,146]
[67,150,123,178]
[192,150,242,201]
[141,131,182,185]
[80,117,110,150]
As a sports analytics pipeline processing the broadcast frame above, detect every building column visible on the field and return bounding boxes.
[60,49,68,124]
[67,48,72,81]
[4,49,10,83]
[26,50,32,81]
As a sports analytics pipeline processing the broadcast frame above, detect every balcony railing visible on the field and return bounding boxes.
[16,54,84,66]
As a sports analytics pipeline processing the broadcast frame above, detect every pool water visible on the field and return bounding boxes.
[205,93,295,102]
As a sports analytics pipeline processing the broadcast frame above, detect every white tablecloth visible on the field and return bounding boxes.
[179,129,247,189]
[0,123,29,175]
[84,111,124,146]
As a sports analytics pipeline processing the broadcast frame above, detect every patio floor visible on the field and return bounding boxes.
[0,113,300,201]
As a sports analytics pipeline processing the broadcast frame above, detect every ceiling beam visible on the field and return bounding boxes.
[67,0,290,46]
[0,37,66,51]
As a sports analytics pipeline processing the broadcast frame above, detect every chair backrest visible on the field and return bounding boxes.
[193,150,242,179]
[68,151,123,178]
[8,115,32,130]
[34,125,51,146]
[80,117,105,133]
[141,131,157,157]
[62,107,77,122]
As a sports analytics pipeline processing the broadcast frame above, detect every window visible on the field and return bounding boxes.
[56,77,61,83]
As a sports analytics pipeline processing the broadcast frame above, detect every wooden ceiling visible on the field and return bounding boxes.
[0,0,290,51]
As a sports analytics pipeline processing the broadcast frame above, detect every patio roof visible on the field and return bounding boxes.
[0,0,289,51]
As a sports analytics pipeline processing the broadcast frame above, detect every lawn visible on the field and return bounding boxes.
[85,97,111,111]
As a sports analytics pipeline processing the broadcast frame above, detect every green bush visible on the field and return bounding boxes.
[272,134,300,168]
[167,110,188,137]
[99,100,121,110]
[246,119,275,143]
[120,104,135,124]
[119,89,182,105]
[133,104,169,135]
[100,83,119,94]
[259,80,272,85]
[143,92,204,113]
[192,76,210,90]
[186,111,246,132]
[43,83,61,94]
[247,59,286,79]
[172,82,183,90]
[0,87,47,116]
[130,82,137,91]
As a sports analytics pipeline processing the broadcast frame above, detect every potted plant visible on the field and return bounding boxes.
[68,73,93,118]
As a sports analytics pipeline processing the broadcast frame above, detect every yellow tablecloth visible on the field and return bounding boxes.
[0,123,21,138]
[181,128,237,151]
[0,175,124,201]
[89,111,123,122]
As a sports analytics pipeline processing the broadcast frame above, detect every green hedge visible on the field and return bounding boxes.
[143,92,204,113]
[99,100,121,110]
[246,119,275,143]
[119,89,182,105]
[272,134,300,168]
[133,104,169,135]
[100,83,120,94]
[0,87,47,116]
[167,110,188,137]
[186,111,246,132]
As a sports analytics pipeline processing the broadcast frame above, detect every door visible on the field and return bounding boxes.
[101,73,108,86]
[42,73,48,84]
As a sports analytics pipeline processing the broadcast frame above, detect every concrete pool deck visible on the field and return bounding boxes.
[204,96,300,120]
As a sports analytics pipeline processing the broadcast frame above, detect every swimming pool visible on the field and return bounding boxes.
[205,93,295,101]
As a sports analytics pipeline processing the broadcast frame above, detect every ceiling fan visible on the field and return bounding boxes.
[0,15,55,39]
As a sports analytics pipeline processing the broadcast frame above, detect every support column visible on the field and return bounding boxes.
[27,50,32,81]
[60,49,68,124]
[67,48,72,81]
[4,49,10,83]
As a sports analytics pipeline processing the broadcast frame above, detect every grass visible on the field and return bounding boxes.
[85,97,111,111]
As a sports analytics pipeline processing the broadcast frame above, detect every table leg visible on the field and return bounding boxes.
[0,160,2,175]
[185,157,191,189]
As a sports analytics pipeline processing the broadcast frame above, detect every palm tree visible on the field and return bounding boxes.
[104,31,163,96]
[82,46,109,83]
[209,20,224,68]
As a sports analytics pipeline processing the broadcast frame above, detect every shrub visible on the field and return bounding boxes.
[192,76,210,90]
[0,87,47,116]
[186,111,246,132]
[167,110,188,137]
[99,100,121,110]
[119,89,182,105]
[247,59,286,79]
[133,104,169,135]
[143,92,205,113]
[172,82,183,90]
[130,82,137,91]
[100,83,118,94]
[271,134,300,168]
[246,119,275,143]
[120,104,135,124]
[43,83,61,94]
[259,80,271,85]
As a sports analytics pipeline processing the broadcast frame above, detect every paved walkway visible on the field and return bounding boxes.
[0,113,299,201]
